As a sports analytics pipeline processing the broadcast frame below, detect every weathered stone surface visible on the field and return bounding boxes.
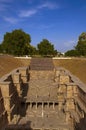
[0,59,86,130]
[30,58,54,70]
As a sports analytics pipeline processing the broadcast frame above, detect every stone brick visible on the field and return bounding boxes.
[19,67,29,76]
[0,82,12,97]
[12,73,21,83]
[59,75,70,84]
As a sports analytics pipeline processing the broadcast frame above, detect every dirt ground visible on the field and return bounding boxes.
[53,58,86,84]
[0,55,30,78]
[0,55,86,84]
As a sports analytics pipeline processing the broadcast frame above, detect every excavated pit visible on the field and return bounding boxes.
[0,58,86,130]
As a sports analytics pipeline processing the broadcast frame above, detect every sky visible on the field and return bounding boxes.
[0,0,86,52]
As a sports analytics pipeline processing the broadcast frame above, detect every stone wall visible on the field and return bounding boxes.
[0,67,29,130]
[0,88,8,130]
[30,70,54,80]
[55,67,86,129]
[0,65,86,130]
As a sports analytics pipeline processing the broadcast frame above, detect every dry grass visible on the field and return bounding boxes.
[0,55,30,78]
[53,59,86,84]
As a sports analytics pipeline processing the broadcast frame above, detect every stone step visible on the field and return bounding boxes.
[30,58,54,70]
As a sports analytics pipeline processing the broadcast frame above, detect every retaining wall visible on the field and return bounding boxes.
[0,66,86,130]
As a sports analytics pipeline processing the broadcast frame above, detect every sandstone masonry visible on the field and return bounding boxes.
[0,58,86,130]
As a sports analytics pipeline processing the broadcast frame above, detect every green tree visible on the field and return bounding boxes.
[37,39,57,56]
[0,44,3,53]
[75,32,86,56]
[65,49,79,57]
[1,29,32,56]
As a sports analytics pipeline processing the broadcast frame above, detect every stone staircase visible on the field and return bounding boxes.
[30,58,54,70]
[29,58,55,80]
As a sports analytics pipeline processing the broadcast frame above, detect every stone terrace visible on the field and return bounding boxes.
[0,58,86,130]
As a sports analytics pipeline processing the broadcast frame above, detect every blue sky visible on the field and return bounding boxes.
[0,0,86,52]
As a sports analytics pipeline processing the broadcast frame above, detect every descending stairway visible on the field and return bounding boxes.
[30,58,54,70]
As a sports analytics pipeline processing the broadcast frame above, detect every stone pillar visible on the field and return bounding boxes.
[58,102,62,111]
[42,103,43,109]
[12,72,21,83]
[65,112,70,122]
[0,82,14,123]
[42,103,44,118]
[48,102,49,109]
[59,74,70,84]
[30,103,32,109]
[12,73,21,97]
[66,84,73,98]
[73,85,78,97]
[66,99,75,111]
[36,103,37,109]
[19,67,29,83]
[53,102,55,109]
[0,88,8,130]
[54,70,60,82]
[0,82,12,97]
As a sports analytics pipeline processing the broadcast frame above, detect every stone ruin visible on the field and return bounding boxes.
[0,58,86,130]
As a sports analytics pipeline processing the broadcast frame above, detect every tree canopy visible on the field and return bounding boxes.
[0,29,58,57]
[65,49,79,57]
[75,32,86,56]
[65,32,86,57]
[0,29,36,56]
[37,39,57,57]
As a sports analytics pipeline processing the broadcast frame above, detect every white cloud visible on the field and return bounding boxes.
[19,9,37,17]
[4,17,18,24]
[0,4,7,11]
[38,2,58,10]
[19,1,59,18]
[0,3,8,11]
[64,40,76,48]
[0,0,13,12]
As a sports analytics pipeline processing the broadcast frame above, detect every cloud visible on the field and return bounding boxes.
[0,34,3,43]
[19,9,37,17]
[0,0,13,3]
[64,40,76,48]
[19,1,59,18]
[3,17,18,24]
[38,2,58,10]
[0,0,13,12]
[0,4,7,11]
